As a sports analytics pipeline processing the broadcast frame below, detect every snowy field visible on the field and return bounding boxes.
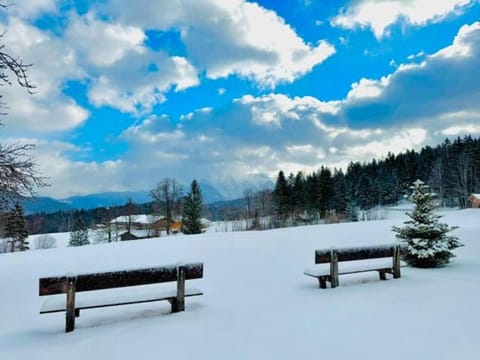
[0,209,479,360]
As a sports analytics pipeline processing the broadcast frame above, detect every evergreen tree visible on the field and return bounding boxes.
[318,166,334,217]
[69,217,89,246]
[393,180,463,268]
[332,169,347,212]
[4,203,29,251]
[305,172,319,217]
[182,180,203,235]
[292,171,306,215]
[273,171,290,222]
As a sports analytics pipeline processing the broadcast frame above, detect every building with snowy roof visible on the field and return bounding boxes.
[110,214,182,237]
[469,194,480,208]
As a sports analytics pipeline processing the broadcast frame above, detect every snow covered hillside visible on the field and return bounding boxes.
[0,209,479,360]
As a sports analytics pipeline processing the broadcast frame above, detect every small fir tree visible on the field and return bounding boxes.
[182,180,203,235]
[69,217,90,246]
[4,203,29,251]
[393,180,463,268]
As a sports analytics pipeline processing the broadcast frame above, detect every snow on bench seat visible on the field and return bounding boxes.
[40,284,203,314]
[304,258,407,278]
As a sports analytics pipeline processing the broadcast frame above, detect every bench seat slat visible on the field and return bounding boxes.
[304,258,407,278]
[40,285,203,314]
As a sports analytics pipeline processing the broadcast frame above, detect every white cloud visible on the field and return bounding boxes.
[87,53,198,114]
[407,51,425,60]
[7,0,57,20]
[440,124,480,136]
[346,128,427,158]
[0,18,89,132]
[434,22,480,58]
[60,13,200,114]
[0,137,126,198]
[4,92,89,132]
[346,78,388,100]
[332,0,474,38]
[107,0,335,86]
[339,22,480,128]
[2,10,200,121]
[1,0,335,125]
[65,13,146,67]
[105,93,402,190]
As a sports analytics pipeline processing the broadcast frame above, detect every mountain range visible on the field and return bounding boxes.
[22,176,274,214]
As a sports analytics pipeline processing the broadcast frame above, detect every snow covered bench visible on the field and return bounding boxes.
[39,263,204,332]
[304,245,404,288]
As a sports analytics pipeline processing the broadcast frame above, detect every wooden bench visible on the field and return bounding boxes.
[39,262,203,332]
[304,245,403,288]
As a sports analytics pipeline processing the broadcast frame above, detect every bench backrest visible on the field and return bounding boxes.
[39,262,203,296]
[315,245,399,263]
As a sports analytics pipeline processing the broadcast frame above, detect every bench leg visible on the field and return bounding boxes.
[379,271,387,280]
[318,277,327,289]
[65,276,77,333]
[75,309,80,318]
[174,266,185,312]
[169,299,177,312]
[393,269,401,279]
[393,264,401,279]
[169,298,183,313]
[393,245,401,279]
[330,251,339,288]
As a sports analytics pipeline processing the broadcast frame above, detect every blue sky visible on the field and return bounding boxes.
[1,0,479,198]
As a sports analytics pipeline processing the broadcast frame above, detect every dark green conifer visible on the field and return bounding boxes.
[273,171,290,222]
[4,203,29,251]
[182,180,203,235]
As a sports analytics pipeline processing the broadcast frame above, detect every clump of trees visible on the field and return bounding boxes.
[393,180,463,268]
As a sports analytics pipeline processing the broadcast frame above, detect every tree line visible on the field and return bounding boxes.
[271,135,480,224]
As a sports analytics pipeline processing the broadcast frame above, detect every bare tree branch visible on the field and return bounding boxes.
[0,45,35,92]
[0,3,46,210]
[150,178,183,235]
[0,143,47,209]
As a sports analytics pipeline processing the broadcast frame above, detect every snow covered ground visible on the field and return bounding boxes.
[0,209,479,359]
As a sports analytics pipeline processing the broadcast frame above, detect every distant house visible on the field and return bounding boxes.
[110,214,182,236]
[470,194,480,208]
